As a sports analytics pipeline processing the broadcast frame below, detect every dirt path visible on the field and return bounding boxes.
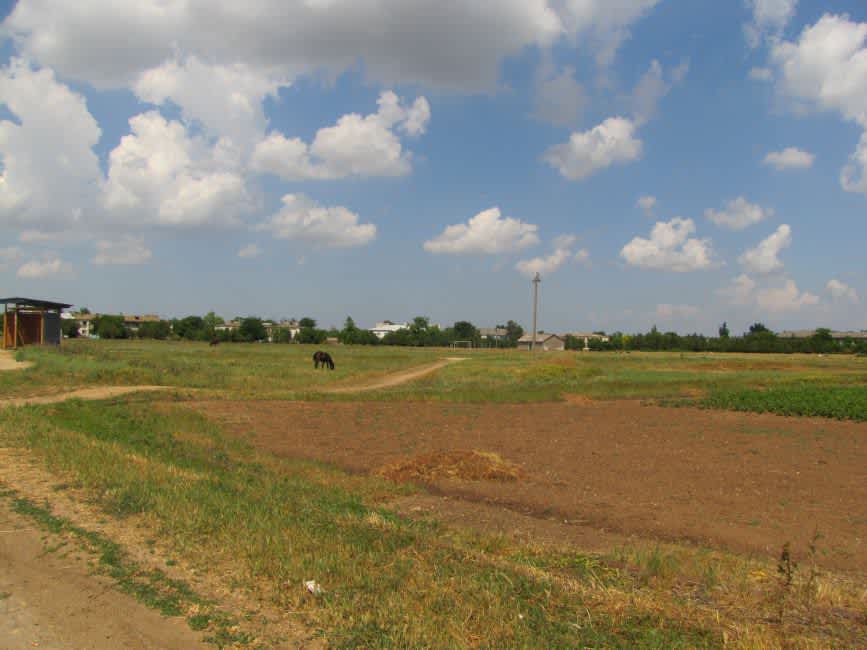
[0,350,31,371]
[0,386,171,408]
[0,500,207,650]
[322,357,467,393]
[190,399,867,575]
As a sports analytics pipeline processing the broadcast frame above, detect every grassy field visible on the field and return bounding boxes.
[7,340,867,418]
[2,341,866,647]
[5,398,865,648]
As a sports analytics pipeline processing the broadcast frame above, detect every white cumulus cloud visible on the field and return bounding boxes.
[637,195,657,216]
[134,55,288,150]
[17,256,70,279]
[841,132,867,196]
[738,224,791,274]
[755,279,818,312]
[768,14,867,195]
[0,59,102,229]
[256,194,376,248]
[705,197,773,230]
[515,234,588,277]
[91,236,152,265]
[827,278,860,303]
[719,273,818,312]
[543,116,642,181]
[620,218,715,272]
[251,91,429,181]
[238,243,263,259]
[3,1,658,91]
[103,111,252,228]
[631,59,688,125]
[718,274,757,305]
[745,0,799,47]
[424,207,539,255]
[763,147,815,170]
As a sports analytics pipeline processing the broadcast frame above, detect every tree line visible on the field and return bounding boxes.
[56,312,866,354]
[570,323,867,355]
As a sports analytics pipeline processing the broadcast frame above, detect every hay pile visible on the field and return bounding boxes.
[377,450,524,483]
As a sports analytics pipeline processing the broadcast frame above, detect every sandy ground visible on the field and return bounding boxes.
[189,399,867,575]
[0,350,31,372]
[0,500,208,650]
[0,386,171,408]
[322,357,466,393]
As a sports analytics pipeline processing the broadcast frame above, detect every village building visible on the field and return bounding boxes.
[479,327,508,342]
[516,333,565,351]
[369,320,409,339]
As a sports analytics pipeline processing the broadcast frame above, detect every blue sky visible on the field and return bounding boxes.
[0,0,865,334]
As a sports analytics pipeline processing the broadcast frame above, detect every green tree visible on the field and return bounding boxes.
[239,317,268,342]
[503,320,524,346]
[202,311,224,339]
[174,316,206,340]
[93,314,128,339]
[748,322,770,335]
[138,320,171,340]
[718,322,730,338]
[452,320,479,342]
[296,326,327,344]
[61,319,79,338]
[299,317,317,328]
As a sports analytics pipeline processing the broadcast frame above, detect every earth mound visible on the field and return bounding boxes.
[377,450,524,483]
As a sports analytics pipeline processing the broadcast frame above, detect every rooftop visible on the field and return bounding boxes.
[0,297,73,310]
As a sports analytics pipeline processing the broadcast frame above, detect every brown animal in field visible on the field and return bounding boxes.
[313,350,335,370]
[209,338,219,347]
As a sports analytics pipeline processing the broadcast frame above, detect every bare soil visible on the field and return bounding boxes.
[0,386,171,408]
[0,450,322,649]
[0,350,31,372]
[321,358,466,393]
[0,500,208,650]
[189,399,867,575]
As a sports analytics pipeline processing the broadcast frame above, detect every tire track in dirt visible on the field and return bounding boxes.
[0,386,172,408]
[321,357,467,393]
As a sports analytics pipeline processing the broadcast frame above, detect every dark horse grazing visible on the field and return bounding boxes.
[313,351,335,370]
[209,338,219,347]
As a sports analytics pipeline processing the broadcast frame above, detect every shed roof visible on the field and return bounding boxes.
[0,297,73,310]
[517,333,564,343]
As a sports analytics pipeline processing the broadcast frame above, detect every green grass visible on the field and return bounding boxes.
[0,399,719,648]
[6,342,867,414]
[696,384,867,421]
[1,339,445,398]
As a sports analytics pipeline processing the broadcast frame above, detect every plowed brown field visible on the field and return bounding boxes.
[188,399,867,574]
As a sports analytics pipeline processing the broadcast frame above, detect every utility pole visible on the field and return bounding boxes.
[531,272,540,353]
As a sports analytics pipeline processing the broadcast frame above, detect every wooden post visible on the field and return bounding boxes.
[2,302,6,349]
[13,307,19,349]
[40,308,45,344]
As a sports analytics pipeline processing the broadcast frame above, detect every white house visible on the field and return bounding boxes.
[369,320,409,339]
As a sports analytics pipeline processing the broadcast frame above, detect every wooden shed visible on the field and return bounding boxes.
[1,297,72,349]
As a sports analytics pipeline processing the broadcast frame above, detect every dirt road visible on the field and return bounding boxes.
[0,500,206,650]
[322,357,466,393]
[0,386,171,409]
